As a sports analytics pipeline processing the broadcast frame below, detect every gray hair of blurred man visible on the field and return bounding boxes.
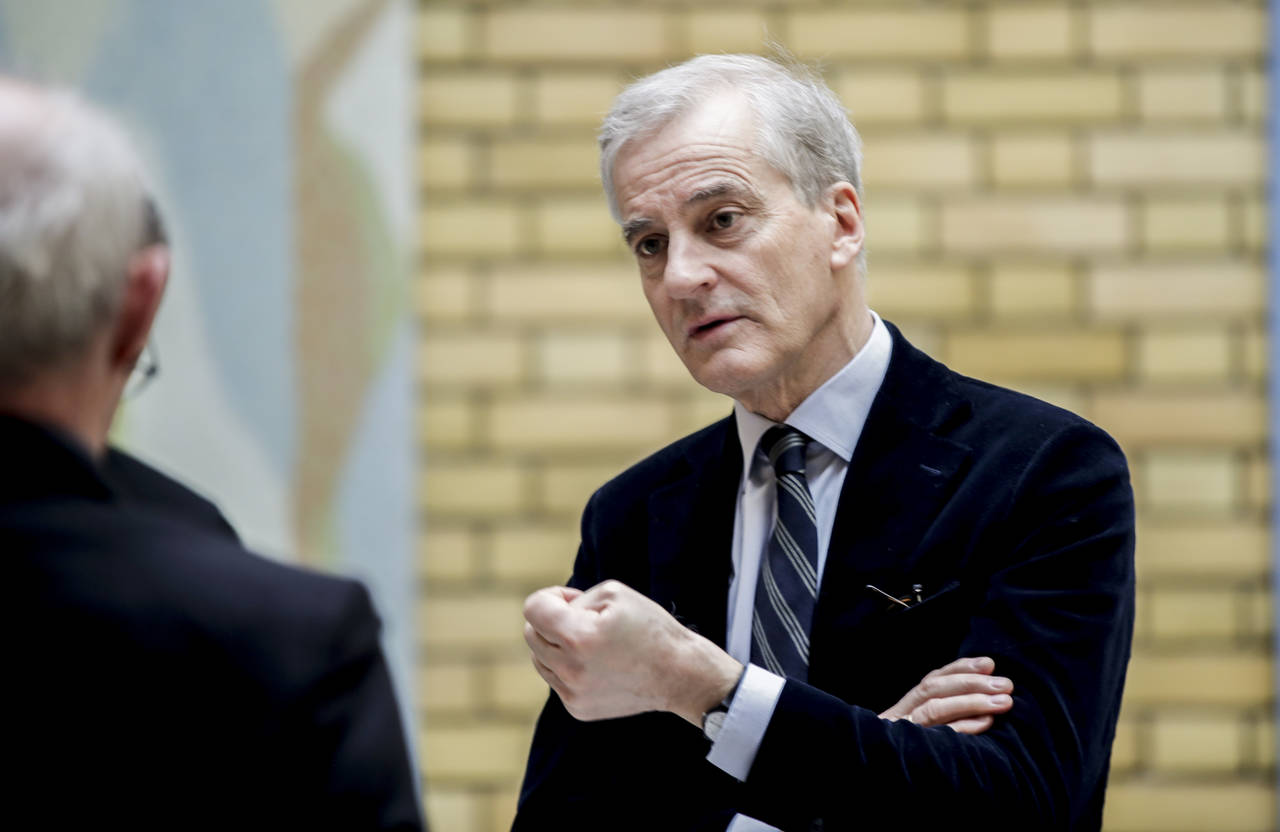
[598,53,865,272]
[0,81,163,385]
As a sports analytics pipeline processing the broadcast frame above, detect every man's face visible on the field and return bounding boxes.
[611,92,864,416]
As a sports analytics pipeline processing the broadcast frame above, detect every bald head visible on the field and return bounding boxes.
[0,77,158,385]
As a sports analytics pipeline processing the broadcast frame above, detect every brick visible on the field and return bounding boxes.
[417,268,474,323]
[1136,329,1232,383]
[1142,451,1237,513]
[866,196,927,253]
[1150,713,1243,773]
[491,658,554,711]
[862,133,977,190]
[421,662,480,713]
[420,331,525,386]
[540,462,630,515]
[833,70,927,125]
[1138,69,1228,121]
[1241,586,1273,641]
[533,72,620,127]
[940,196,1128,254]
[1088,262,1263,320]
[1142,195,1230,251]
[490,524,578,582]
[1148,589,1237,641]
[684,10,769,53]
[1239,68,1267,123]
[420,72,517,127]
[420,138,475,190]
[1241,195,1267,252]
[1090,131,1263,186]
[1241,326,1266,383]
[424,789,482,832]
[1092,391,1264,446]
[489,788,521,832]
[533,197,627,256]
[1135,520,1268,578]
[1125,654,1271,707]
[487,265,650,324]
[1245,452,1270,514]
[421,397,476,450]
[943,72,1123,123]
[987,4,1074,59]
[423,200,522,257]
[989,263,1076,319]
[1110,717,1140,773]
[420,526,478,582]
[678,389,736,434]
[1251,716,1276,768]
[1090,4,1265,59]
[422,725,529,780]
[945,331,1125,382]
[483,10,665,61]
[789,10,970,60]
[423,461,528,516]
[641,331,695,386]
[418,6,471,61]
[990,134,1074,188]
[490,139,599,189]
[866,264,977,320]
[490,396,673,452]
[421,595,525,651]
[1103,783,1274,832]
[537,332,631,386]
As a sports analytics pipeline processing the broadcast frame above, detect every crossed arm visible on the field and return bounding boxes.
[524,581,1013,734]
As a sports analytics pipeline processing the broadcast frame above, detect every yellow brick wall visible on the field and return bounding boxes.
[416,3,1273,830]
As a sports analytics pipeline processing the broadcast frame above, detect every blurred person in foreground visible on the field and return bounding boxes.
[0,77,423,829]
[515,54,1134,831]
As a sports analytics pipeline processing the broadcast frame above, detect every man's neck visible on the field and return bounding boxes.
[0,371,113,458]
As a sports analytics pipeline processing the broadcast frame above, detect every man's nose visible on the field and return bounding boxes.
[662,235,717,299]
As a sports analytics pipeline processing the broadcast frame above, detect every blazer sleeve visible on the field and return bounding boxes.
[513,491,745,832]
[740,421,1135,830]
[285,581,427,830]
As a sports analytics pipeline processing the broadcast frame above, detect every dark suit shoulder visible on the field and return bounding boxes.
[590,415,732,507]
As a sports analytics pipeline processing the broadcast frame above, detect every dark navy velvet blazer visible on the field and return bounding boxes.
[515,322,1135,831]
[1,416,423,830]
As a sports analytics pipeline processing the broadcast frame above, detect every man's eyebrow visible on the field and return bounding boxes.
[621,218,651,245]
[687,182,745,205]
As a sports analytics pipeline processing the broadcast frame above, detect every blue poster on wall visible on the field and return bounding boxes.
[0,0,419,759]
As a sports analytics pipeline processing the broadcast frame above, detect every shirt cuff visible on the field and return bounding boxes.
[726,814,784,832]
[706,663,786,781]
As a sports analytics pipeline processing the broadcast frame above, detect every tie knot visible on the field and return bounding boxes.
[761,426,809,476]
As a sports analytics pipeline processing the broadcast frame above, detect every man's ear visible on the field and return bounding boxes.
[827,182,864,272]
[110,244,169,372]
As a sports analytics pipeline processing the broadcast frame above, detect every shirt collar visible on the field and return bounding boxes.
[733,310,893,473]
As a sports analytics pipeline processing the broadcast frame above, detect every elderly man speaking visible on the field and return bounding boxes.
[515,55,1134,831]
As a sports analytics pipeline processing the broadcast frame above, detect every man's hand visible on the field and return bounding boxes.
[524,580,742,725]
[878,656,1013,734]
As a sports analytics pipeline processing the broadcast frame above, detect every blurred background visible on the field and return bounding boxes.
[0,1,1270,830]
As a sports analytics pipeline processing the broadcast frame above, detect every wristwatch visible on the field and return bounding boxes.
[701,667,747,742]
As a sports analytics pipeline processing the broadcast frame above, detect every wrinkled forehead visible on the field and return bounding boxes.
[612,92,761,188]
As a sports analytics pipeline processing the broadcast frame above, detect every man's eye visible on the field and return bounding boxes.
[636,237,665,256]
[711,211,739,230]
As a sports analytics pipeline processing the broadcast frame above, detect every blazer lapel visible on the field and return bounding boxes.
[810,325,974,676]
[646,417,741,649]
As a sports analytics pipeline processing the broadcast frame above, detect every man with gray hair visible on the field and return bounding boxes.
[516,55,1133,830]
[0,78,423,829]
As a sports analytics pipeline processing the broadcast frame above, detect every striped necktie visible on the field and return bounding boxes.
[750,425,820,681]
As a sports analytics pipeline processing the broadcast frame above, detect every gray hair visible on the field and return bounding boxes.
[599,54,863,225]
[0,82,159,384]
